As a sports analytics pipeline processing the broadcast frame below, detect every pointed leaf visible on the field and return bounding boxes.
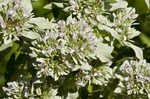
[0,43,12,52]
[95,42,113,62]
[21,0,32,17]
[98,24,121,40]
[124,42,143,60]
[0,14,6,29]
[29,17,51,29]
[53,2,64,8]
[66,92,79,99]
[21,31,40,40]
[145,0,150,8]
[110,0,128,11]
[127,28,140,39]
[44,3,53,9]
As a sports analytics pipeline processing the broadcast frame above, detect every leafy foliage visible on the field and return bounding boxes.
[0,0,150,99]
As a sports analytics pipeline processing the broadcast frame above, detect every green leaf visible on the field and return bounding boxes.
[0,75,6,86]
[0,42,19,76]
[106,0,117,3]
[88,85,93,93]
[140,34,150,47]
[21,31,40,40]
[29,17,51,29]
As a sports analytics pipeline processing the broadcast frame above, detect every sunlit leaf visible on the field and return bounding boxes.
[44,3,53,9]
[66,92,79,99]
[21,0,32,17]
[127,28,140,39]
[53,2,64,8]
[98,25,121,40]
[124,42,143,60]
[0,43,12,52]
[21,31,40,39]
[110,0,128,11]
[29,17,51,29]
[95,42,113,62]
[145,0,150,8]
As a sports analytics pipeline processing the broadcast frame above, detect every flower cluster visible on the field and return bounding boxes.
[0,0,40,51]
[115,60,150,97]
[1,0,150,98]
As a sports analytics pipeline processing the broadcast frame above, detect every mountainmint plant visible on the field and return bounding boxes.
[0,0,150,99]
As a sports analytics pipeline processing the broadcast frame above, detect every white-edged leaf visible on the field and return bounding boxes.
[44,3,53,10]
[97,15,108,23]
[80,61,92,70]
[21,31,40,39]
[53,2,64,8]
[66,92,79,99]
[124,42,143,60]
[29,17,51,29]
[0,43,12,52]
[98,24,121,40]
[127,28,140,39]
[110,0,128,11]
[96,15,114,27]
[95,42,114,62]
[145,0,150,8]
[21,0,32,16]
[0,14,6,29]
